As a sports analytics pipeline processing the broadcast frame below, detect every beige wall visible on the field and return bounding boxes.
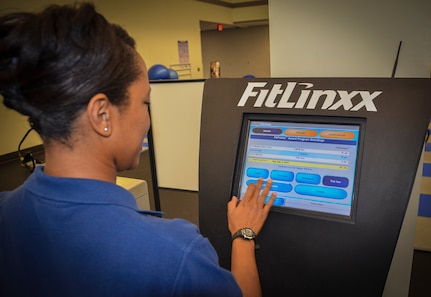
[0,0,268,155]
[201,25,270,78]
[0,103,42,155]
[0,0,268,79]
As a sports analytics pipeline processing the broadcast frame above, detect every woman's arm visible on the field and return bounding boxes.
[227,179,276,297]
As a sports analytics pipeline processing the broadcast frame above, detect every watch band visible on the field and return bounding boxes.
[231,227,256,241]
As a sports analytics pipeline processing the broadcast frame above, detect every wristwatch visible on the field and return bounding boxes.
[232,227,256,241]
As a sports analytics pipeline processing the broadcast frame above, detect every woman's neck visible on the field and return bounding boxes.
[42,141,117,183]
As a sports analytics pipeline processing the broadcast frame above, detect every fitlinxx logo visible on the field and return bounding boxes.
[237,82,381,112]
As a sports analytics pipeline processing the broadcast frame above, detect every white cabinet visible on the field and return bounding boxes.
[116,176,150,210]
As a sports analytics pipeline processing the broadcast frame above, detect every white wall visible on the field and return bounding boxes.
[269,0,431,78]
[149,81,204,191]
[268,1,431,296]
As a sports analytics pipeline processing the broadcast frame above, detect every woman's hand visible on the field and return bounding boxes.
[227,178,276,236]
[228,178,276,297]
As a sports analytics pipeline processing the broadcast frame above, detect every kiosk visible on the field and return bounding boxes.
[199,78,431,296]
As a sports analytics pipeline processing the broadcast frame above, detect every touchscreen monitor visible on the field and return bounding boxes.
[234,114,364,221]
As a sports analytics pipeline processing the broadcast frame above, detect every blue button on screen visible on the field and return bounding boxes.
[264,197,285,206]
[270,170,294,182]
[323,176,349,188]
[247,168,269,179]
[296,173,321,185]
[295,185,347,200]
[271,182,292,193]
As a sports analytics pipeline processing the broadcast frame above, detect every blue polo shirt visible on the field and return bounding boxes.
[0,167,241,297]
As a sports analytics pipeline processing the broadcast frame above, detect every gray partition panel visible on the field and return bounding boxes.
[199,78,431,297]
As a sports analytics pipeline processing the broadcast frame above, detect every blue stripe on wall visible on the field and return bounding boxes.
[425,142,431,152]
[423,163,431,177]
[418,194,431,217]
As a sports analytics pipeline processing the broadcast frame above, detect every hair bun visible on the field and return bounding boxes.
[0,3,140,140]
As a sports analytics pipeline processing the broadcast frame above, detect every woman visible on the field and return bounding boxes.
[0,2,276,297]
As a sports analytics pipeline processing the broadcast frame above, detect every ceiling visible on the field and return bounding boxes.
[200,19,268,31]
[198,0,268,31]
[196,0,268,8]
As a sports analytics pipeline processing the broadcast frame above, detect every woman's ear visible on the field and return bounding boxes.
[86,93,112,137]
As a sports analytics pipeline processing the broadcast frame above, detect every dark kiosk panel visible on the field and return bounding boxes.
[199,78,431,297]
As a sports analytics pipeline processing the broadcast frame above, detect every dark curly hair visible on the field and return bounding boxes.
[0,2,141,142]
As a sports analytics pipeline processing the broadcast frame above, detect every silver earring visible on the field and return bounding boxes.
[104,127,108,132]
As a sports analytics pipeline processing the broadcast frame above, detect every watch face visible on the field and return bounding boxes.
[241,228,255,239]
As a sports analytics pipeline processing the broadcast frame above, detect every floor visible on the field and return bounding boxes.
[0,148,429,296]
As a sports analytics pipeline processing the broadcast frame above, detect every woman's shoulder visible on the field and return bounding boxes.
[133,215,206,248]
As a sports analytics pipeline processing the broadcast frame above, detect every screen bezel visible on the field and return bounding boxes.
[231,113,366,223]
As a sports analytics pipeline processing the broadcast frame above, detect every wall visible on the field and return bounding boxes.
[269,0,431,78]
[0,102,42,156]
[0,0,268,80]
[149,81,204,191]
[416,123,431,252]
[201,25,270,78]
[268,1,431,296]
[0,0,268,155]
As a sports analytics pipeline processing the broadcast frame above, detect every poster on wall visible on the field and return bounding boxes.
[177,40,189,64]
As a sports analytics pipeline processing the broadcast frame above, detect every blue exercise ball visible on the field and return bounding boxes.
[243,74,256,78]
[168,68,179,79]
[148,64,170,80]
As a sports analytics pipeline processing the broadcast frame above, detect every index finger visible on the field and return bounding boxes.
[257,179,273,207]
